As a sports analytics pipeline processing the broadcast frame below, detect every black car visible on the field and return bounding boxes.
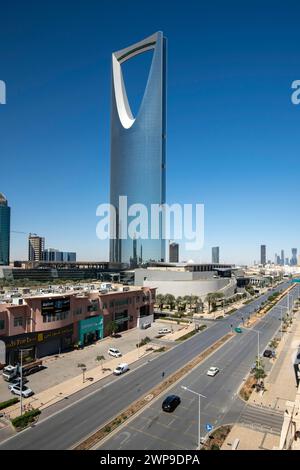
[263,349,273,358]
[162,395,181,412]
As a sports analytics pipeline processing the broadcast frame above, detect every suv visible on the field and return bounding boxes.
[10,384,34,398]
[263,349,273,358]
[108,348,122,358]
[142,321,151,329]
[162,395,181,412]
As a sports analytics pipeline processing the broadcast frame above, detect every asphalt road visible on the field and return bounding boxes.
[97,285,298,450]
[0,281,295,450]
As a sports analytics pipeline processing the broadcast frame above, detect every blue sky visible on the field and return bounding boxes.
[0,0,299,265]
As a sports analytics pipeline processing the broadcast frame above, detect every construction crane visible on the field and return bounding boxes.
[11,230,27,235]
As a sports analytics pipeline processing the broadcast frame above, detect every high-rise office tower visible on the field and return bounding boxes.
[0,193,11,265]
[281,249,284,266]
[169,242,179,263]
[28,233,45,262]
[110,32,167,264]
[260,245,266,265]
[291,248,298,266]
[212,246,220,264]
[276,255,281,265]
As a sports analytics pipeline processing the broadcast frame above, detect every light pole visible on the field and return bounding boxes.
[181,385,206,448]
[19,348,32,416]
[275,305,289,340]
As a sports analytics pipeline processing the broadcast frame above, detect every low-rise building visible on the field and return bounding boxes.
[0,285,156,365]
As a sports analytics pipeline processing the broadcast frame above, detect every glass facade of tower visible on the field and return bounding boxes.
[110,32,167,264]
[0,194,11,265]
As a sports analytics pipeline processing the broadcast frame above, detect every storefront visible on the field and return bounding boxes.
[77,316,103,346]
[3,325,74,364]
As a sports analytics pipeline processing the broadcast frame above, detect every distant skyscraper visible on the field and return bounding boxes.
[290,248,298,266]
[28,233,45,262]
[109,32,167,264]
[0,193,11,265]
[285,257,289,266]
[260,245,266,265]
[281,249,284,266]
[212,246,220,264]
[169,242,179,263]
[276,255,281,265]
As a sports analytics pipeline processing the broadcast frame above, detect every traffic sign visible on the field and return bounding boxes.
[205,423,213,432]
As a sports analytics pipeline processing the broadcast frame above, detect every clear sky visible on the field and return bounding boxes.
[0,0,299,265]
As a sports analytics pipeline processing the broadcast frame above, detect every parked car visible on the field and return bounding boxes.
[234,327,243,333]
[141,321,151,329]
[162,395,181,412]
[113,363,129,375]
[158,328,171,335]
[108,348,122,358]
[10,384,34,398]
[206,366,219,377]
[263,349,273,358]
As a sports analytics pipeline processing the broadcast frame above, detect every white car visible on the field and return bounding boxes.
[113,363,129,375]
[206,367,219,377]
[158,328,171,335]
[10,384,34,398]
[108,348,122,358]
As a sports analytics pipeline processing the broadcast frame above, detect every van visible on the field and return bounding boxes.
[113,363,129,375]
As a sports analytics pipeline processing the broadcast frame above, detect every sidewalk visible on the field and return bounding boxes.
[3,324,196,420]
[4,342,160,419]
[248,310,300,410]
[221,425,279,450]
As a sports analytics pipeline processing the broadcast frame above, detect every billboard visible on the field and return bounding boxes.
[41,297,70,315]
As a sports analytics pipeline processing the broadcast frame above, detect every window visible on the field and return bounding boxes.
[42,311,69,323]
[74,307,82,316]
[14,317,23,327]
[0,319,4,330]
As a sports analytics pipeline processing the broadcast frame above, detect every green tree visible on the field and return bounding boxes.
[96,355,105,371]
[156,294,165,310]
[106,320,118,337]
[164,294,176,310]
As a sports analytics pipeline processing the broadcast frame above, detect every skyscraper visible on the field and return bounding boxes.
[28,233,45,262]
[260,245,266,265]
[281,249,284,266]
[212,246,220,264]
[169,242,179,263]
[110,32,167,264]
[0,193,11,265]
[291,248,298,266]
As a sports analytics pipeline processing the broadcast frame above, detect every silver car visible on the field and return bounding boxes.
[10,384,34,398]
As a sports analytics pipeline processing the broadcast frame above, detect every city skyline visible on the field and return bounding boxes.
[1,1,300,264]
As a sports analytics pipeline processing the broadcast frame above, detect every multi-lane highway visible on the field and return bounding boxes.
[0,281,296,450]
[99,286,297,450]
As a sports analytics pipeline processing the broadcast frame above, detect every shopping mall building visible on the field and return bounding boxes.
[0,286,155,365]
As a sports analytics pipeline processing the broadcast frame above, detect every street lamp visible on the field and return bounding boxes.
[181,385,206,448]
[275,305,289,340]
[19,348,33,416]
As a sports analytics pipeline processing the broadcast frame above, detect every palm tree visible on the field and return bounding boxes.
[156,294,165,310]
[164,294,176,311]
[96,355,105,372]
[106,320,118,337]
[175,296,183,312]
